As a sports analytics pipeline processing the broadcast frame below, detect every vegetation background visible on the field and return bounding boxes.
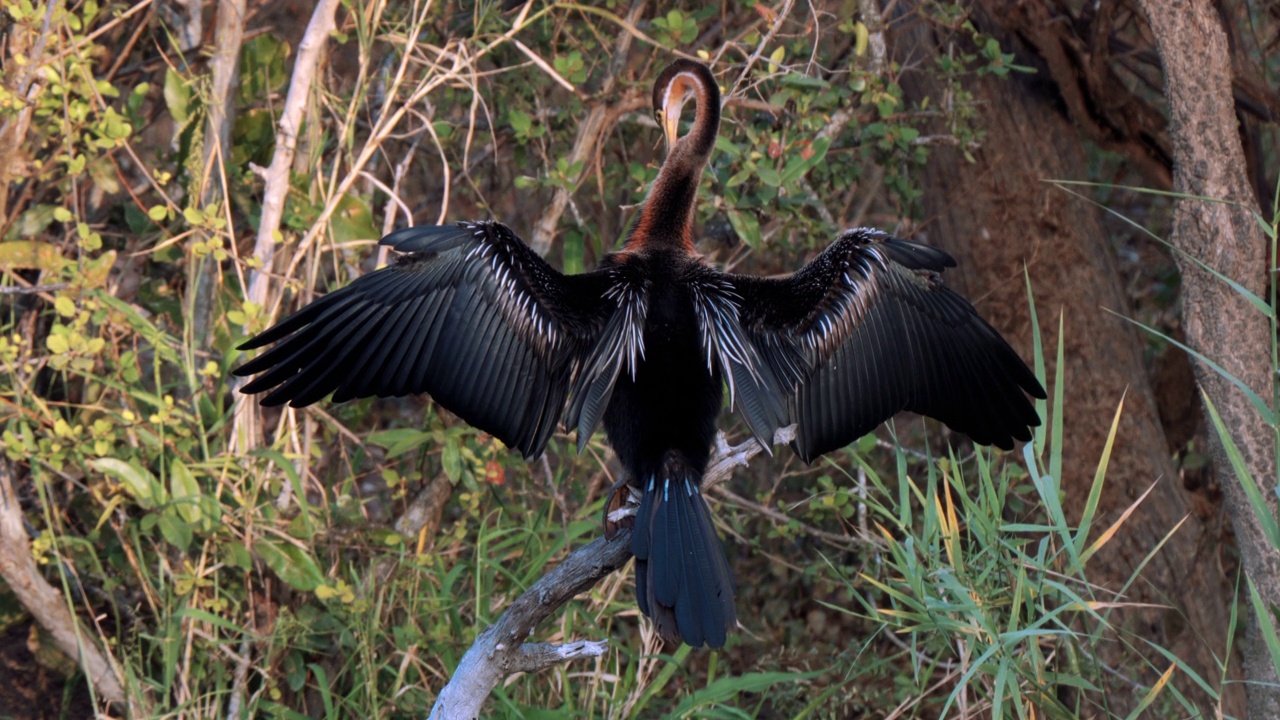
[1,0,1277,718]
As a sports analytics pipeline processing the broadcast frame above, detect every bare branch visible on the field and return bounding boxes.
[283,3,559,282]
[729,0,797,98]
[856,0,886,76]
[243,0,341,312]
[0,283,69,295]
[428,426,794,719]
[529,0,647,255]
[193,0,247,348]
[702,425,795,492]
[427,533,632,720]
[0,461,132,711]
[232,0,341,453]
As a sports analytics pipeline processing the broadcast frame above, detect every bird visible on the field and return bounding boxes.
[233,58,1046,649]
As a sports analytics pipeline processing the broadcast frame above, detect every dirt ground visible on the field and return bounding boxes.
[0,621,93,720]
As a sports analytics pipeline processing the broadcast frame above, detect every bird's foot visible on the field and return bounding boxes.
[603,479,642,540]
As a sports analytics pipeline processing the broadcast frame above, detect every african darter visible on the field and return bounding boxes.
[234,59,1045,649]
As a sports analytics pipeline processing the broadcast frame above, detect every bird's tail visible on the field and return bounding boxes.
[630,452,736,648]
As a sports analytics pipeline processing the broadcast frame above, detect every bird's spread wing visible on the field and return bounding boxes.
[724,228,1045,462]
[234,221,615,458]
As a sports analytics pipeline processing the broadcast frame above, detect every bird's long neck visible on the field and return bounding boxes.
[626,72,720,255]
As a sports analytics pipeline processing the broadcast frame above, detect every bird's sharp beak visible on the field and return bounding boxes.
[662,78,690,152]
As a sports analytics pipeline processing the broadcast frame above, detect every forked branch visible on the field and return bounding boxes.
[426,426,792,720]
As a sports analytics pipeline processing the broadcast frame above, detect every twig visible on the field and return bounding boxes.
[810,0,885,154]
[0,283,69,295]
[376,131,422,268]
[713,486,867,551]
[283,3,557,284]
[729,0,796,99]
[242,0,341,312]
[0,461,131,710]
[226,633,253,720]
[528,0,646,255]
[192,0,247,350]
[232,0,341,453]
[511,39,584,97]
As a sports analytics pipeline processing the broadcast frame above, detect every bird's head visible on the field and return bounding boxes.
[653,59,720,157]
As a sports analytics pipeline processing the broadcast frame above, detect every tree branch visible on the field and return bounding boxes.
[427,533,631,720]
[428,426,793,719]
[192,0,247,351]
[232,0,340,453]
[1135,1,1280,717]
[0,461,132,711]
[529,0,647,255]
[242,0,341,313]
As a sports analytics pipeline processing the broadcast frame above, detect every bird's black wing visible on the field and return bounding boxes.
[234,221,615,459]
[724,228,1045,462]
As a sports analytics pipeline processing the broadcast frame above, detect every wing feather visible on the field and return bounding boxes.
[234,221,615,459]
[728,228,1045,461]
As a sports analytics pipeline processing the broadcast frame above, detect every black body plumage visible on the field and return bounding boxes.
[233,59,1045,649]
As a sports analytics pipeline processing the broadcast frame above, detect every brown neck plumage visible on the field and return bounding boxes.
[625,60,721,254]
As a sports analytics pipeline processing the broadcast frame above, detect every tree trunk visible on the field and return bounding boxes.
[1136,1,1280,717]
[893,6,1239,714]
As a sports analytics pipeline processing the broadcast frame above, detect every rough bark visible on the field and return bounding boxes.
[428,428,790,719]
[0,462,133,712]
[428,534,629,720]
[192,0,249,348]
[1136,1,1280,717]
[231,0,341,453]
[894,5,1238,713]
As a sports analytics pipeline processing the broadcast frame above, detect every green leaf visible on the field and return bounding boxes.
[1111,310,1276,426]
[779,74,829,89]
[756,166,781,187]
[164,68,190,125]
[670,670,823,716]
[780,137,831,186]
[169,459,203,524]
[1201,390,1280,548]
[54,296,76,317]
[0,240,66,271]
[89,457,163,509]
[726,208,761,247]
[255,538,324,591]
[442,437,462,482]
[1247,577,1280,677]
[156,513,192,549]
[854,21,869,57]
[713,134,742,158]
[330,194,377,242]
[508,108,531,135]
[367,428,434,459]
[177,607,249,634]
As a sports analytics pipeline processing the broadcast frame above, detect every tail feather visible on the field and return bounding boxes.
[630,455,737,648]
